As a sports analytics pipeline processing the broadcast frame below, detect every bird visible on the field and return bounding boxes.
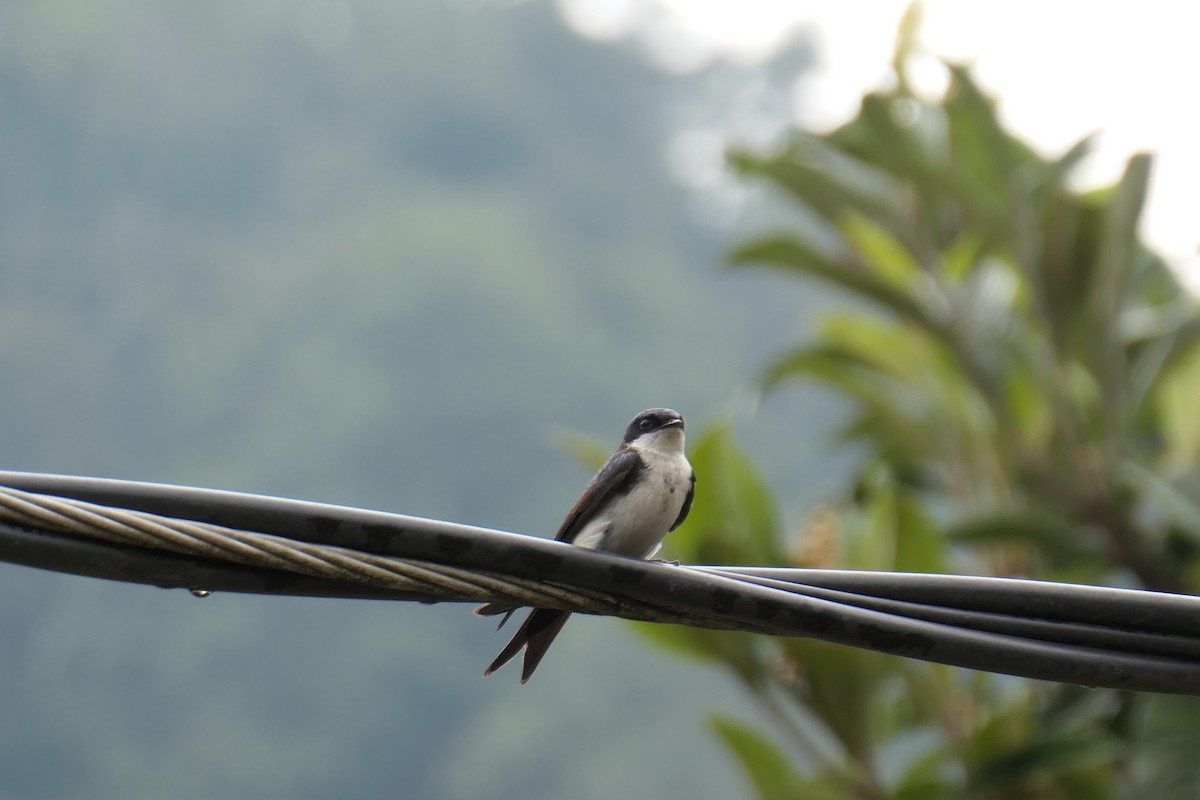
[478,408,695,683]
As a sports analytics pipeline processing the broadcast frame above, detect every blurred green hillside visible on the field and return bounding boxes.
[0,2,842,799]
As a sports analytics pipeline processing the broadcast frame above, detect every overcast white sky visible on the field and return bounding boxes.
[557,0,1200,282]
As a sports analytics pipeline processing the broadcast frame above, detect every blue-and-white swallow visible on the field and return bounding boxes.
[479,408,695,683]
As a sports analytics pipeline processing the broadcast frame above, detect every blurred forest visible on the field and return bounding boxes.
[0,2,841,799]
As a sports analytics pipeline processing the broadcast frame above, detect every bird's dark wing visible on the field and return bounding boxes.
[554,446,644,543]
[475,448,642,622]
[482,608,573,684]
[670,468,696,532]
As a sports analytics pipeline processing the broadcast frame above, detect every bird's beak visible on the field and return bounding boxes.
[664,418,684,429]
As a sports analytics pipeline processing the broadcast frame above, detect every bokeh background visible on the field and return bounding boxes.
[2,2,1197,799]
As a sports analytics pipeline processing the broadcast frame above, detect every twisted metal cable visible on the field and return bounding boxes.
[0,484,726,629]
[1,471,1199,694]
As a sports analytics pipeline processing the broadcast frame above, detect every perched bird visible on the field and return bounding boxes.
[479,408,695,683]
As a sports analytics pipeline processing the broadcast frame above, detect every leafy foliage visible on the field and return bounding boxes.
[640,10,1200,799]
[730,36,1200,594]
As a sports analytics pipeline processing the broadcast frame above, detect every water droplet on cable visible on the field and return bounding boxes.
[190,588,214,598]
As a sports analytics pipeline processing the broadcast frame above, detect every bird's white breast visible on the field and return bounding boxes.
[574,445,691,558]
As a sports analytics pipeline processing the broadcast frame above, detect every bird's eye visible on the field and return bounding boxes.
[639,418,654,430]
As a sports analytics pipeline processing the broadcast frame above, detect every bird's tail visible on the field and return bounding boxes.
[483,608,572,684]
[474,602,519,630]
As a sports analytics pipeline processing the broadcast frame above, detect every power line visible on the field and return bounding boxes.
[1,471,1197,694]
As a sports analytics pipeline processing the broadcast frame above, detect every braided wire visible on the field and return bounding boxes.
[0,485,720,628]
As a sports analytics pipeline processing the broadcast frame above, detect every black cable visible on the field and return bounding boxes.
[1,471,1198,694]
[697,567,1200,660]
[713,567,1200,636]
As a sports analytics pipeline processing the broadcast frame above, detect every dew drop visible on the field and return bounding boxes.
[190,588,214,598]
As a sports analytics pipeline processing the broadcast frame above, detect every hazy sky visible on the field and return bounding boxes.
[557,0,1200,285]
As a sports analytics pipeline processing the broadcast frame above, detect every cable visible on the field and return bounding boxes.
[0,471,1198,694]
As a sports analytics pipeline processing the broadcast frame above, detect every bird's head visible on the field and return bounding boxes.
[623,408,686,454]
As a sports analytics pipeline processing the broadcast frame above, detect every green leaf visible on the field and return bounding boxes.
[840,461,945,572]
[1119,461,1200,545]
[1153,331,1200,469]
[1096,153,1152,306]
[730,135,905,234]
[840,212,923,288]
[1090,153,1152,422]
[852,91,949,200]
[730,234,932,327]
[1134,312,1200,414]
[892,492,946,572]
[891,1,924,89]
[761,344,927,460]
[943,64,1037,184]
[821,314,929,377]
[944,510,1103,563]
[1052,133,1098,182]
[776,637,887,762]
[964,731,1117,796]
[710,715,845,800]
[670,423,783,566]
[940,230,986,283]
[895,745,954,800]
[1001,359,1054,448]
